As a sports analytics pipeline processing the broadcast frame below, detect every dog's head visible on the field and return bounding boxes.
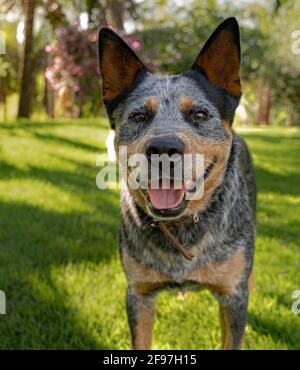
[98,18,241,221]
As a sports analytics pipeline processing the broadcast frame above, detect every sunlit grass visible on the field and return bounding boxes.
[0,94,18,122]
[0,120,299,349]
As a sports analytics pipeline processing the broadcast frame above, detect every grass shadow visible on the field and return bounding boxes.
[0,119,121,347]
[32,132,105,153]
[255,166,300,196]
[0,197,119,348]
[248,312,300,350]
[0,119,108,130]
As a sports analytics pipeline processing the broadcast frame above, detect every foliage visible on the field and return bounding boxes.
[0,21,18,97]
[136,0,267,78]
[1,0,299,122]
[267,0,300,122]
[45,26,101,117]
[136,0,225,73]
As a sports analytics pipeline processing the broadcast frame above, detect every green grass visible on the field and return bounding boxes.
[0,120,299,349]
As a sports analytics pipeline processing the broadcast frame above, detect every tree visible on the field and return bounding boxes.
[83,0,138,30]
[267,0,300,125]
[17,0,36,118]
[241,0,293,125]
[0,19,18,121]
[256,83,271,125]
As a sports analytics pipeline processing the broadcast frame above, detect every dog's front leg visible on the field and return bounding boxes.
[126,286,156,350]
[217,287,249,350]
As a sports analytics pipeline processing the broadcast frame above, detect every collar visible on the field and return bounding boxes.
[149,213,199,261]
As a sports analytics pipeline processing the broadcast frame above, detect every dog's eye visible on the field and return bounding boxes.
[190,110,208,123]
[130,112,146,123]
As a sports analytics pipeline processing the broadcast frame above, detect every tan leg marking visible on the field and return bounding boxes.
[219,306,243,350]
[122,252,168,350]
[248,269,256,291]
[187,249,246,296]
[122,251,171,295]
[133,302,155,350]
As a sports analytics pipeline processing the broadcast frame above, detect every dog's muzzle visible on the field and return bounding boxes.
[144,136,187,214]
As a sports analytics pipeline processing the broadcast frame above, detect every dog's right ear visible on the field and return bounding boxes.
[98,28,148,105]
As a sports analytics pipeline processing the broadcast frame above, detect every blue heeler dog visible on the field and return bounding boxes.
[98,17,256,350]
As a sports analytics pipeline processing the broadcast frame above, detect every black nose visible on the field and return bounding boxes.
[146,137,185,159]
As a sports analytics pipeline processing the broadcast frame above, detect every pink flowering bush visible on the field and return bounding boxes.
[45,25,145,117]
[45,26,101,117]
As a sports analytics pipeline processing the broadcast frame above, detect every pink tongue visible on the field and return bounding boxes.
[147,187,185,210]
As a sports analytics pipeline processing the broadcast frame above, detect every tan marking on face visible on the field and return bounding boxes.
[178,96,194,112]
[144,96,159,114]
[122,251,171,295]
[119,132,156,214]
[128,187,148,216]
[133,304,154,350]
[223,119,233,137]
[119,120,232,216]
[186,249,246,296]
[179,128,233,216]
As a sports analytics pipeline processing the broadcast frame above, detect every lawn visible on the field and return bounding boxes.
[0,119,299,349]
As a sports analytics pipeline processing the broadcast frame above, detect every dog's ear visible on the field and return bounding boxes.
[98,28,148,104]
[192,17,241,96]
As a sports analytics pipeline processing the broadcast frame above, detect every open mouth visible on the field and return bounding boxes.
[147,179,188,216]
[143,158,216,218]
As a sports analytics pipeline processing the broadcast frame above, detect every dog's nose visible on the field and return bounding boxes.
[146,137,185,159]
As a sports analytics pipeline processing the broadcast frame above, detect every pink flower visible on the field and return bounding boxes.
[45,44,52,53]
[131,40,141,50]
[45,68,53,80]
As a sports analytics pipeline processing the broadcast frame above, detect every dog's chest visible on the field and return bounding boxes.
[122,248,246,296]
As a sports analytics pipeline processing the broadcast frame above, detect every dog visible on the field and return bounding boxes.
[98,17,256,350]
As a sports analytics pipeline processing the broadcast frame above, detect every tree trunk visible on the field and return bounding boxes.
[287,107,294,127]
[108,0,125,31]
[17,0,36,118]
[99,2,108,28]
[0,91,7,122]
[43,72,54,118]
[3,94,7,122]
[256,83,271,125]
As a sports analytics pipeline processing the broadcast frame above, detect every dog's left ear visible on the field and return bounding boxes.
[98,27,148,104]
[192,17,241,96]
